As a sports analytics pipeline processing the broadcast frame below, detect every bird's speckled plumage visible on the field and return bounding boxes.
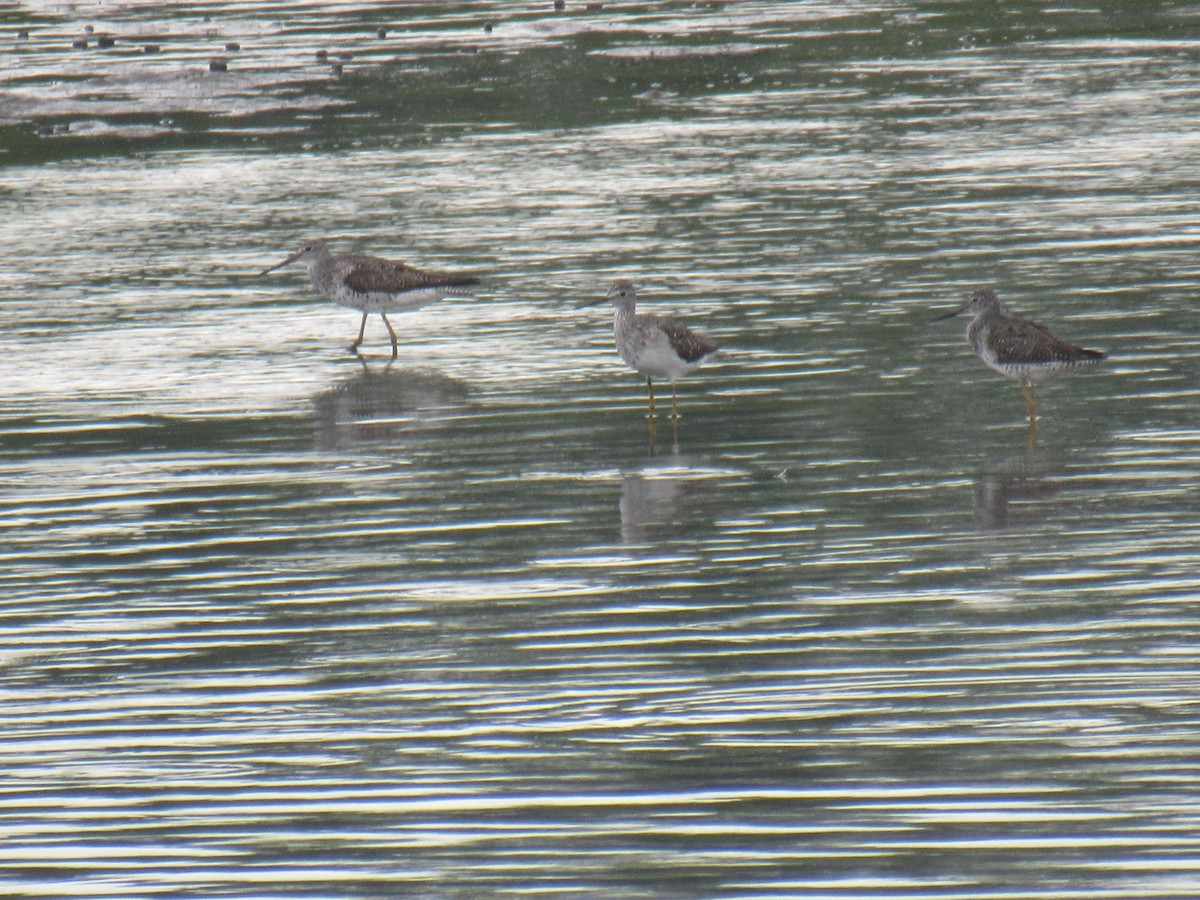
[305,241,479,312]
[936,287,1105,429]
[260,238,479,357]
[605,280,720,382]
[584,280,721,447]
[948,288,1105,383]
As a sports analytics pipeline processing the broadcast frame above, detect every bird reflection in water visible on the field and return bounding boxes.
[311,358,468,451]
[973,443,1069,530]
[619,459,728,544]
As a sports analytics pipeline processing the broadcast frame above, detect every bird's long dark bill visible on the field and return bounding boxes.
[258,249,305,276]
[931,303,968,322]
[575,295,608,309]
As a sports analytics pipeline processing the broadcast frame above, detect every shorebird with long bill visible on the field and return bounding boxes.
[259,238,480,359]
[933,287,1105,433]
[581,280,722,447]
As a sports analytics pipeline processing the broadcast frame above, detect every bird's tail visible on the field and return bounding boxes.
[434,273,482,294]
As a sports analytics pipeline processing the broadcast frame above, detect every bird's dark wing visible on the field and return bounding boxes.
[654,315,720,363]
[988,316,1104,365]
[342,254,480,294]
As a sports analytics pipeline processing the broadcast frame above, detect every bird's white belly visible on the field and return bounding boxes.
[621,339,695,381]
[329,284,449,313]
[978,348,1070,385]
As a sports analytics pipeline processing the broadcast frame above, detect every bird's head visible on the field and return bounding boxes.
[258,238,328,276]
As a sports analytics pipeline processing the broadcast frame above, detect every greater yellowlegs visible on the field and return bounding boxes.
[582,280,721,443]
[259,239,480,359]
[934,288,1105,429]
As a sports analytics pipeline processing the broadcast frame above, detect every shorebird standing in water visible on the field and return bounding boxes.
[259,238,480,359]
[582,280,722,448]
[934,287,1105,433]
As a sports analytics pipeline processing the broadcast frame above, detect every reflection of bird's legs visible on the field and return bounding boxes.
[380,313,399,360]
[349,312,369,354]
[646,377,658,448]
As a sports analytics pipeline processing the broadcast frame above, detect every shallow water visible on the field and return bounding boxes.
[3,2,1200,898]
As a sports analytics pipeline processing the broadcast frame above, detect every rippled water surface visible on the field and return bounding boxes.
[3,2,1200,897]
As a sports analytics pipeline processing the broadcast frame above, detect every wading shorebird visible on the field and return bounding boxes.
[934,287,1105,431]
[581,280,721,446]
[259,238,480,359]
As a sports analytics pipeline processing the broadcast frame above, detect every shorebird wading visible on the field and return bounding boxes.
[259,238,480,358]
[582,280,721,444]
[934,288,1105,430]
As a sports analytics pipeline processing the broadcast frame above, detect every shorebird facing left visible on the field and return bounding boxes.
[259,239,480,358]
[581,280,721,447]
[934,287,1105,432]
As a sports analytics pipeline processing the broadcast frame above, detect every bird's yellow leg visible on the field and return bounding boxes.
[349,312,369,354]
[1020,381,1038,428]
[380,312,399,360]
